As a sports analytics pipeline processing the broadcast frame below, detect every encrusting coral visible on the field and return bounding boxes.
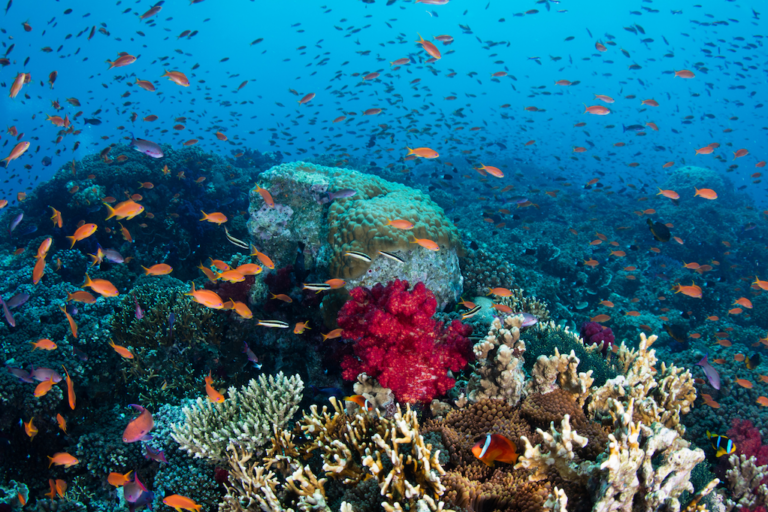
[171,372,303,463]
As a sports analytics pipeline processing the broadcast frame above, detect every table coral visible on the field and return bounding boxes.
[339,279,473,404]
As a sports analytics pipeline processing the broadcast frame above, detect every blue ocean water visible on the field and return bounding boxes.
[1,0,767,510]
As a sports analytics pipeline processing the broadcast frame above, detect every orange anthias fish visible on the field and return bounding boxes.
[229,300,253,319]
[411,237,440,251]
[694,188,718,200]
[108,470,133,487]
[250,247,275,269]
[325,279,346,289]
[83,274,120,297]
[33,256,46,285]
[105,200,144,220]
[162,495,202,512]
[322,328,343,341]
[142,264,173,276]
[204,371,225,403]
[122,405,154,443]
[200,211,228,224]
[109,340,134,359]
[386,219,415,230]
[674,282,703,298]
[62,365,76,410]
[56,413,67,433]
[48,452,79,468]
[416,33,441,60]
[472,434,518,467]
[185,282,224,309]
[294,321,311,334]
[35,377,56,397]
[23,417,38,439]
[406,147,439,159]
[60,305,78,339]
[162,70,190,87]
[66,223,97,248]
[31,338,57,351]
[253,185,275,207]
[477,164,504,178]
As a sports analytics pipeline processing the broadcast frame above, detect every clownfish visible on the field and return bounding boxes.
[706,431,735,457]
[472,434,518,467]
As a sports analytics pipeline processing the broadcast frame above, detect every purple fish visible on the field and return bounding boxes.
[6,292,30,309]
[6,366,34,383]
[0,296,15,327]
[143,445,167,464]
[104,248,125,264]
[696,354,720,390]
[130,134,164,159]
[134,293,144,320]
[504,196,529,205]
[29,366,63,383]
[123,472,147,503]
[8,212,23,235]
[243,342,262,369]
[71,346,89,362]
[128,490,154,512]
[513,312,538,327]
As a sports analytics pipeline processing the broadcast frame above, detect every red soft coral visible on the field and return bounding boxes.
[339,279,473,404]
[728,419,768,466]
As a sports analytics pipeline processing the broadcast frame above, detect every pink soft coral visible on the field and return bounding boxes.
[339,279,473,404]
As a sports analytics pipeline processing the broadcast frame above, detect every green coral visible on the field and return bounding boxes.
[521,321,617,387]
[110,277,227,406]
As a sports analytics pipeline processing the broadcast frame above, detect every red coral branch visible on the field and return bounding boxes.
[339,279,472,404]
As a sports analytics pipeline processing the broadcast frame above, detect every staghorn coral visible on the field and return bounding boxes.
[171,372,303,463]
[587,333,696,434]
[352,373,395,411]
[466,314,527,407]
[220,397,451,512]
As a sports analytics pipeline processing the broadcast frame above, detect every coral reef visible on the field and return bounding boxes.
[339,280,473,404]
[171,372,304,463]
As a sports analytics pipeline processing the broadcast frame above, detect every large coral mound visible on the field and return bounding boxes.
[339,279,473,403]
[248,162,464,307]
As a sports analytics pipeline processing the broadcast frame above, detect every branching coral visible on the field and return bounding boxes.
[466,314,527,407]
[517,398,707,512]
[220,397,451,512]
[171,372,303,463]
[587,333,696,434]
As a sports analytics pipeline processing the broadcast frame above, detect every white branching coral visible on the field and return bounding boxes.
[171,372,304,462]
[466,314,527,406]
[587,333,695,434]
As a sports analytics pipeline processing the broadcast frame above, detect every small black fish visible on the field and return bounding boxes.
[647,219,671,243]
[83,118,102,125]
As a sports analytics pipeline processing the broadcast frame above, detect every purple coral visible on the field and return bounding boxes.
[579,321,614,353]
